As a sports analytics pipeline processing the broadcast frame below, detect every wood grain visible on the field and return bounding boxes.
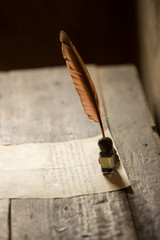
[12,193,136,240]
[0,66,137,240]
[0,65,159,239]
[99,65,160,240]
[0,66,100,144]
[0,200,10,240]
[137,0,160,132]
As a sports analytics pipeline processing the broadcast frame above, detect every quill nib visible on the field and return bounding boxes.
[60,30,105,137]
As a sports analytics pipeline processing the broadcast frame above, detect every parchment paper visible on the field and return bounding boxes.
[0,129,130,198]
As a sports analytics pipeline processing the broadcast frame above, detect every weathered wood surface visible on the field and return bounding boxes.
[0,67,99,144]
[0,200,9,240]
[137,0,160,132]
[0,65,159,239]
[11,193,135,240]
[99,65,160,240]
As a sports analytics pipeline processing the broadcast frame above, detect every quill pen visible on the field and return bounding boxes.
[60,30,105,137]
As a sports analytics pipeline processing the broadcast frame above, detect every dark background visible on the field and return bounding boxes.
[0,0,137,70]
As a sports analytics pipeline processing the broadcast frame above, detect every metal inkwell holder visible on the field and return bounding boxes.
[98,137,118,174]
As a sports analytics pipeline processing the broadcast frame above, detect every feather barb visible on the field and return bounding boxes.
[60,30,105,137]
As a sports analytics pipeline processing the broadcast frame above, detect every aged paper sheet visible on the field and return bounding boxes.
[0,129,130,198]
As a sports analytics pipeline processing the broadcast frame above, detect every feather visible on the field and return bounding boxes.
[60,30,105,137]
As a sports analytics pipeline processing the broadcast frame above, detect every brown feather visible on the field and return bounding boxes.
[60,30,105,137]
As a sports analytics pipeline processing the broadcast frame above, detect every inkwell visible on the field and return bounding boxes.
[98,137,117,174]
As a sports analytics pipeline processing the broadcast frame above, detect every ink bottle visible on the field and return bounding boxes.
[98,137,117,174]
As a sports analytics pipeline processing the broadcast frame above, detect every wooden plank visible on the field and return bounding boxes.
[12,193,136,240]
[0,200,10,240]
[0,66,100,144]
[99,65,160,240]
[0,66,137,239]
[137,0,160,132]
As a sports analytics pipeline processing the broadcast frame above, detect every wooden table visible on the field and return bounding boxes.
[0,65,160,240]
